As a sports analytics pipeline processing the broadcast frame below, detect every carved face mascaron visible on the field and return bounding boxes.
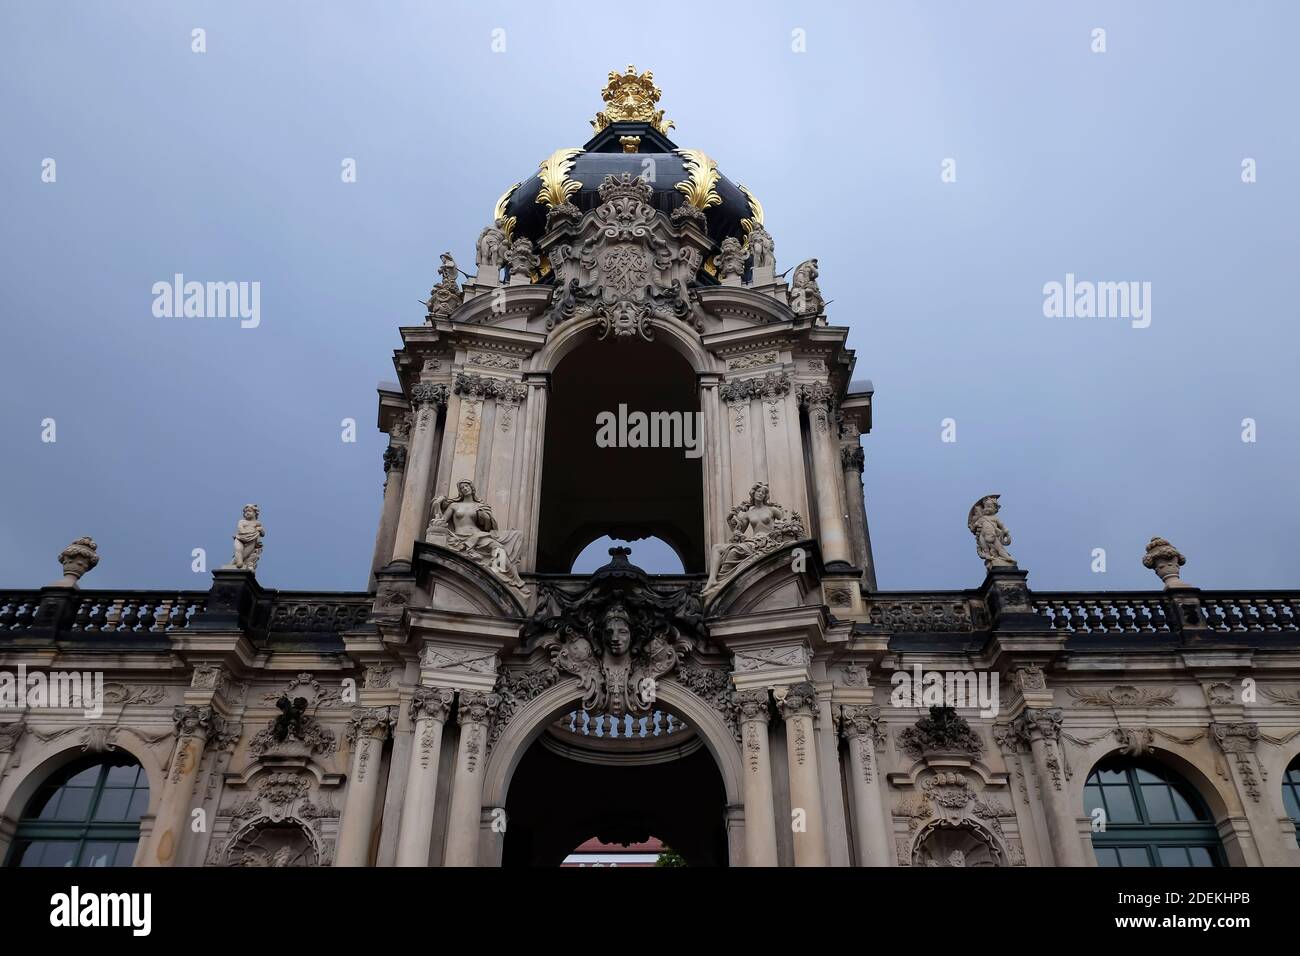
[603,610,632,657]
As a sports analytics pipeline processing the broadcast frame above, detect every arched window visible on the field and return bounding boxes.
[7,754,148,867]
[1283,756,1300,846]
[1084,757,1221,867]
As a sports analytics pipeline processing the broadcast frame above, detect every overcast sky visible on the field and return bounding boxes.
[1,1,1296,593]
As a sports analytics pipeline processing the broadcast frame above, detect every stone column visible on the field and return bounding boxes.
[734,690,778,866]
[143,705,213,866]
[395,686,455,867]
[335,706,396,867]
[443,690,500,866]
[1015,707,1086,866]
[390,383,448,565]
[840,442,877,590]
[837,705,892,866]
[777,682,827,866]
[369,437,408,586]
[798,383,850,565]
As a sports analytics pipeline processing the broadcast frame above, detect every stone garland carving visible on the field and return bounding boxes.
[222,504,265,572]
[968,495,1016,570]
[468,350,523,370]
[703,481,806,599]
[1206,682,1235,706]
[1262,687,1300,706]
[899,706,985,759]
[426,479,529,595]
[424,252,463,319]
[1065,685,1176,708]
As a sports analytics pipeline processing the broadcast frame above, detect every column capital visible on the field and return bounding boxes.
[172,704,214,738]
[1013,706,1063,744]
[347,705,396,742]
[1211,721,1259,754]
[840,445,864,473]
[836,704,884,745]
[410,686,455,722]
[410,382,449,409]
[733,689,772,725]
[457,690,501,726]
[775,681,818,720]
[383,444,408,473]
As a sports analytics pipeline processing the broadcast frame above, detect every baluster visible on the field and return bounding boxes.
[1066,599,1087,632]
[1048,600,1069,631]
[1202,599,1224,630]
[86,599,109,632]
[1099,600,1121,632]
[0,598,16,630]
[652,711,662,736]
[102,599,125,632]
[1223,601,1245,631]
[71,598,92,631]
[168,599,188,630]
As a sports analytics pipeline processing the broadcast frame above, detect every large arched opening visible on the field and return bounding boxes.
[502,705,727,866]
[534,332,705,573]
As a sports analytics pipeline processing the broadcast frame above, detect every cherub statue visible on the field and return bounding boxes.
[714,236,746,281]
[967,494,1016,570]
[475,220,508,277]
[426,479,528,593]
[424,252,463,319]
[703,482,805,596]
[505,237,540,284]
[790,258,824,315]
[225,504,265,571]
[747,223,775,271]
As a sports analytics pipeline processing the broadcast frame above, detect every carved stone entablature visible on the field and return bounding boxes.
[734,644,809,673]
[900,706,985,758]
[420,643,499,676]
[527,548,705,717]
[467,350,523,371]
[541,173,707,341]
[727,350,779,371]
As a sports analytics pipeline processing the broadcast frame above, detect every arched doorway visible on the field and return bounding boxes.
[502,705,727,867]
[535,333,705,573]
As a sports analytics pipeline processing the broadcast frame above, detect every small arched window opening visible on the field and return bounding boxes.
[570,536,686,574]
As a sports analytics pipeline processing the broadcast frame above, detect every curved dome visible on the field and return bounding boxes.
[501,134,755,253]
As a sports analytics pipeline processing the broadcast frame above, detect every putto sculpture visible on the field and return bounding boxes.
[790,258,824,315]
[747,223,775,271]
[224,504,265,572]
[426,479,529,594]
[423,252,463,319]
[967,494,1016,571]
[1143,536,1191,589]
[703,482,806,598]
[714,236,746,282]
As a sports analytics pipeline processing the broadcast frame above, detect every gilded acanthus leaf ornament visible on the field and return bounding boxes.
[674,148,722,212]
[492,182,520,245]
[535,148,583,210]
[591,65,674,135]
[737,182,765,237]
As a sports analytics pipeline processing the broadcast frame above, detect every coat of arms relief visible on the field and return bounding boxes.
[543,173,708,341]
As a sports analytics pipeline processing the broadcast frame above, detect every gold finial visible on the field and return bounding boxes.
[738,183,764,236]
[591,65,675,135]
[619,135,641,153]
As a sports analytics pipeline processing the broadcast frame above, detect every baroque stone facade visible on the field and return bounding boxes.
[2,69,1298,870]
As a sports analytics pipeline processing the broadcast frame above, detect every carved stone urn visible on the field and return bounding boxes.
[49,536,99,588]
[1142,536,1191,589]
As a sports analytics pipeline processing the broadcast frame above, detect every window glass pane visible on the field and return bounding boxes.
[1158,846,1191,867]
[1118,847,1151,867]
[1142,785,1178,822]
[1187,846,1215,867]
[47,787,93,822]
[1083,785,1104,817]
[1169,787,1199,822]
[81,842,117,867]
[1093,847,1119,867]
[92,787,132,822]
[113,842,139,867]
[1098,768,1128,785]
[126,790,150,820]
[21,841,77,867]
[66,766,101,787]
[1283,787,1300,821]
[1134,767,1163,784]
[103,764,140,787]
[1102,785,1139,823]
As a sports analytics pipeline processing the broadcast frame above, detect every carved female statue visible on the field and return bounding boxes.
[426,480,527,591]
[226,504,265,571]
[703,482,803,594]
[967,494,1016,570]
[475,220,507,274]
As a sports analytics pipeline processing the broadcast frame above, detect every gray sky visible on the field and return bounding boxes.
[1,1,1296,592]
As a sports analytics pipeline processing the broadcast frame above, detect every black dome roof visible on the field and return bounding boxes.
[500,122,754,254]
